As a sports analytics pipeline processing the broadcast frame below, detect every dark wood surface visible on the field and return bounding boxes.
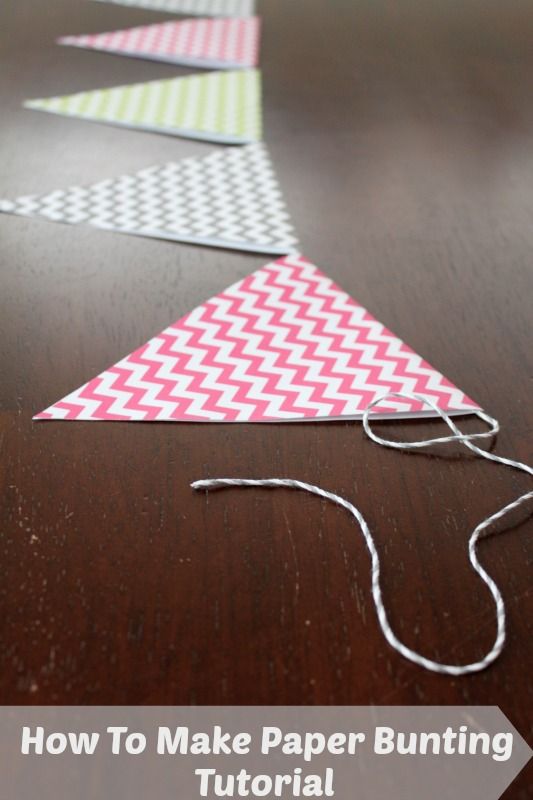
[1,0,531,795]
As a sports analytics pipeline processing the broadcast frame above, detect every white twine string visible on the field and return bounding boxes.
[191,392,532,676]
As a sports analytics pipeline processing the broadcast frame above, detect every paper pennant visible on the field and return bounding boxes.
[34,254,479,422]
[0,144,298,254]
[58,17,260,69]
[91,0,256,16]
[25,70,262,145]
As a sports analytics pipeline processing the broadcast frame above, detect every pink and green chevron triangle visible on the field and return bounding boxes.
[25,70,262,145]
[57,17,260,69]
[34,255,479,423]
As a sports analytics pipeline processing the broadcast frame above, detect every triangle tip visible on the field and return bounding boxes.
[33,410,53,420]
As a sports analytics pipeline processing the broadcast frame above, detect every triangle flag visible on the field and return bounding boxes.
[90,0,256,16]
[0,143,298,254]
[34,254,479,422]
[25,69,262,145]
[57,17,260,69]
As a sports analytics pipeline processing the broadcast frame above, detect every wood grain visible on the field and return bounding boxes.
[0,1,531,796]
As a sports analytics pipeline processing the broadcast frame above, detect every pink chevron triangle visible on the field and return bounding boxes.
[34,255,480,422]
[58,17,260,69]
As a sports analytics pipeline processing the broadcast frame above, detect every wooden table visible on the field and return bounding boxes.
[1,1,531,795]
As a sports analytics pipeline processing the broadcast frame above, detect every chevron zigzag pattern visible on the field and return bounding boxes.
[25,70,262,144]
[34,254,479,422]
[0,144,298,254]
[58,17,260,69]
[91,0,256,16]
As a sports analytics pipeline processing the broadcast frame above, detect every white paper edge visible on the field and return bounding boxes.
[32,409,481,423]
[96,223,297,254]
[23,103,259,144]
[89,0,257,17]
[57,41,253,69]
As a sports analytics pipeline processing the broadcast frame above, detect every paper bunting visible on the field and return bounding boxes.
[34,254,479,422]
[91,0,256,16]
[25,70,262,145]
[58,17,260,69]
[0,144,298,254]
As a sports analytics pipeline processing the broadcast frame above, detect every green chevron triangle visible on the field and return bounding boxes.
[25,69,262,144]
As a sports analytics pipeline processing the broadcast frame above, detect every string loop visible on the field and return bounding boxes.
[191,392,532,676]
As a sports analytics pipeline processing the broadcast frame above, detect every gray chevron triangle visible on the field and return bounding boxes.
[0,144,299,255]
